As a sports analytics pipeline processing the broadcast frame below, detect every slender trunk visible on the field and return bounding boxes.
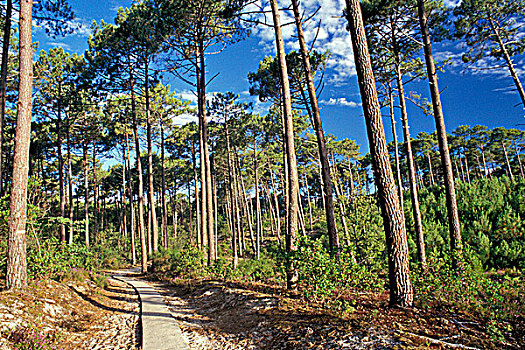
[394,59,426,270]
[271,0,300,289]
[225,121,238,267]
[464,155,471,184]
[502,141,513,179]
[191,137,201,246]
[92,145,98,242]
[144,60,158,254]
[417,0,462,269]
[291,0,339,255]
[6,0,32,290]
[83,139,90,247]
[198,39,215,263]
[130,71,148,273]
[0,0,13,196]
[264,183,277,239]
[57,95,66,242]
[427,153,435,186]
[173,180,178,239]
[304,174,313,231]
[239,163,256,254]
[514,142,524,178]
[488,16,525,107]
[254,143,261,260]
[388,82,404,212]
[66,120,74,244]
[345,0,413,307]
[160,119,168,249]
[126,134,136,265]
[121,143,128,254]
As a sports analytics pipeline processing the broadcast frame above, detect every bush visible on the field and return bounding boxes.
[150,243,204,278]
[295,236,383,302]
[27,238,95,279]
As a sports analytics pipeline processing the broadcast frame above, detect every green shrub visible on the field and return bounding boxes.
[151,243,204,278]
[27,238,95,279]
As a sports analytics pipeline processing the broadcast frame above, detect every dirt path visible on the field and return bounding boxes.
[0,272,141,349]
[152,279,397,350]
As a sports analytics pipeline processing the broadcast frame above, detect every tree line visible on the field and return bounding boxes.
[2,0,524,310]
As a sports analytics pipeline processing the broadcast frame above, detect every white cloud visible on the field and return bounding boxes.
[171,112,197,126]
[244,0,356,86]
[320,97,359,107]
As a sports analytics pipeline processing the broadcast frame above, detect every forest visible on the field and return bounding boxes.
[0,0,524,349]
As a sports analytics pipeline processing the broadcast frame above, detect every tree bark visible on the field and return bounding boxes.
[160,118,168,249]
[57,92,66,242]
[225,120,238,268]
[417,0,463,270]
[502,141,513,179]
[388,82,404,212]
[291,0,339,255]
[130,71,148,273]
[125,133,136,265]
[6,0,32,290]
[83,139,90,247]
[66,119,74,244]
[254,142,261,260]
[144,60,158,254]
[197,39,215,263]
[271,0,300,290]
[394,60,426,270]
[488,16,525,108]
[345,0,413,307]
[191,137,201,246]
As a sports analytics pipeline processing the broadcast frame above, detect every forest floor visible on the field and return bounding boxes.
[0,272,521,349]
[0,271,140,349]
[151,277,522,350]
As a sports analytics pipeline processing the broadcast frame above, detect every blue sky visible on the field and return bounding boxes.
[33,0,525,154]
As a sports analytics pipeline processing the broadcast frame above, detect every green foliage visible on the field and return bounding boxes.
[414,252,524,323]
[295,236,383,302]
[404,176,525,269]
[150,243,205,278]
[27,238,95,279]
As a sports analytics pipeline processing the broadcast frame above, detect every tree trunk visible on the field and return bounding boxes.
[125,134,136,265]
[304,174,313,231]
[514,142,524,178]
[388,82,404,211]
[291,0,339,255]
[197,39,215,263]
[144,60,158,254]
[427,153,435,186]
[488,16,525,108]
[345,0,413,307]
[57,94,66,242]
[6,0,32,290]
[0,0,12,196]
[92,145,99,243]
[83,139,90,247]
[254,142,261,260]
[502,141,513,179]
[271,0,300,290]
[394,59,426,270]
[464,155,471,184]
[130,71,148,273]
[66,119,74,244]
[160,118,168,249]
[225,121,238,268]
[191,137,201,246]
[417,0,463,270]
